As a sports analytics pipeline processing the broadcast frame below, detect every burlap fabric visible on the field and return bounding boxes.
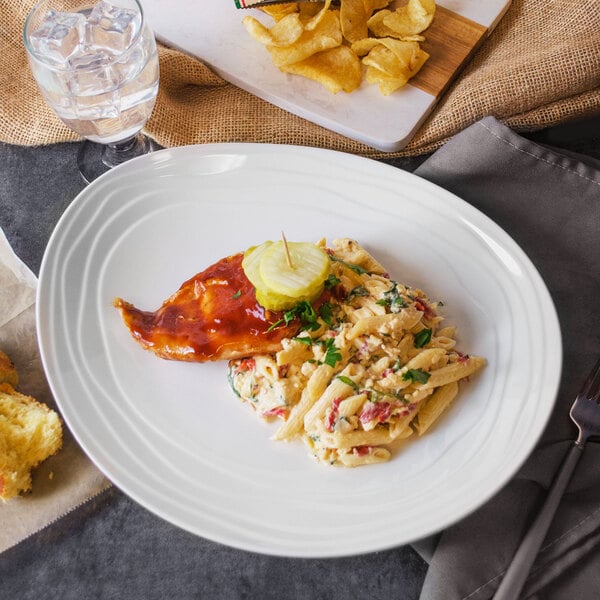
[1,0,599,157]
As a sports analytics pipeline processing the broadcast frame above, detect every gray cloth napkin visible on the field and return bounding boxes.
[412,116,600,599]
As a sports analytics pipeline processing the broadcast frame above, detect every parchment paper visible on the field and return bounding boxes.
[0,227,110,554]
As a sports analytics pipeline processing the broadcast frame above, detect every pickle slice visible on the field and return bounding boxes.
[259,241,330,298]
[255,286,323,312]
[242,241,273,289]
[243,241,297,310]
[242,240,330,311]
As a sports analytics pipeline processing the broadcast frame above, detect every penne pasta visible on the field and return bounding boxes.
[304,364,363,430]
[422,355,486,389]
[273,363,333,441]
[227,238,486,468]
[337,393,367,418]
[277,338,313,366]
[329,427,396,449]
[337,447,391,467]
[413,381,459,435]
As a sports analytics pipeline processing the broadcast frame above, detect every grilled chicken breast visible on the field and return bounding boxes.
[114,253,303,362]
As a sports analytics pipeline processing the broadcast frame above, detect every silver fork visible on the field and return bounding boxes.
[494,356,600,600]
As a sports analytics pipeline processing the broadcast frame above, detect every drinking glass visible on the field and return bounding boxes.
[24,0,160,183]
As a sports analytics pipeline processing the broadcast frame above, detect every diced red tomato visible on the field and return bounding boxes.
[353,446,372,456]
[456,351,470,364]
[359,401,391,425]
[414,298,436,319]
[325,397,343,432]
[236,358,256,373]
[262,406,287,419]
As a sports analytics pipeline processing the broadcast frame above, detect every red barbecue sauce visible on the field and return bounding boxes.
[114,253,325,362]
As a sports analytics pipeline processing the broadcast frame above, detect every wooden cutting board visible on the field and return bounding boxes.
[142,0,511,152]
[411,6,487,97]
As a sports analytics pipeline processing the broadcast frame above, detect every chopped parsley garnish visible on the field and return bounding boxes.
[320,338,342,367]
[293,336,341,367]
[226,366,241,398]
[266,309,296,332]
[296,301,320,331]
[336,375,359,390]
[232,289,242,299]
[414,328,432,348]
[348,285,370,300]
[402,368,431,384]
[376,283,405,313]
[267,300,321,332]
[329,256,369,275]
[319,302,335,327]
[360,385,407,404]
[324,274,341,289]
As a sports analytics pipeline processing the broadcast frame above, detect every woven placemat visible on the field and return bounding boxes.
[1,0,599,157]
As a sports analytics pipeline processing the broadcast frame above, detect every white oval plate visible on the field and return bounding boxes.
[37,144,561,557]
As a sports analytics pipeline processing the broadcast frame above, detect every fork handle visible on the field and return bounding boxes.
[493,442,584,600]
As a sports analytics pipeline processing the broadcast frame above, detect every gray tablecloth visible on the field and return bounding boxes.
[1,116,599,599]
[413,116,600,599]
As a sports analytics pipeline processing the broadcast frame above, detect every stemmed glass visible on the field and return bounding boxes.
[24,0,160,183]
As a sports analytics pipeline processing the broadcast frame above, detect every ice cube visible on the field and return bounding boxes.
[72,89,120,121]
[29,10,86,64]
[67,50,119,96]
[86,1,141,54]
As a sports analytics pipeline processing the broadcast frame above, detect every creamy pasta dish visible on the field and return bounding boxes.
[228,238,485,467]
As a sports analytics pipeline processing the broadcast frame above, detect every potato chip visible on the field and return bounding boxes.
[376,38,428,74]
[365,66,408,96]
[340,0,369,43]
[270,13,304,45]
[243,13,304,47]
[269,9,342,67]
[242,16,272,46]
[367,0,392,10]
[399,34,426,42]
[299,2,327,20]
[352,37,429,94]
[280,45,362,93]
[408,0,436,28]
[368,38,425,66]
[340,0,392,44]
[366,9,395,37]
[407,45,429,73]
[303,0,333,31]
[380,0,436,37]
[259,3,299,22]
[242,0,435,96]
[363,45,408,78]
[367,0,435,39]
[352,36,383,57]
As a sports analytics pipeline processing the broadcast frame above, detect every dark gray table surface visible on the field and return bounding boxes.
[1,117,598,600]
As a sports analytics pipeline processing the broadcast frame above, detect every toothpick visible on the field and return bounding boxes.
[281,231,294,269]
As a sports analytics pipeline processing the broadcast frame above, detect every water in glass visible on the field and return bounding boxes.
[27,0,159,144]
